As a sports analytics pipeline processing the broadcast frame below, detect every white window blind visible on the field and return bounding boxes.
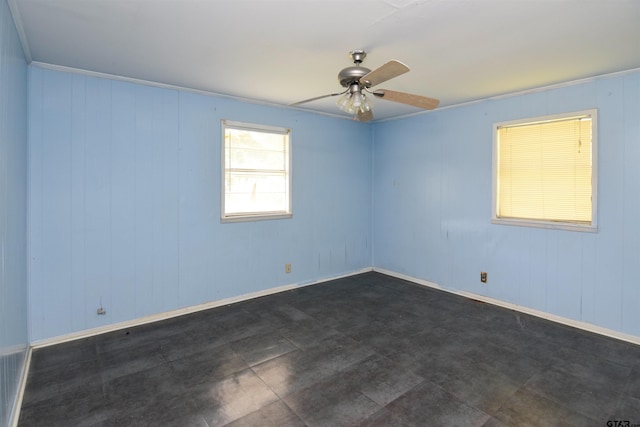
[222,120,291,222]
[494,110,596,230]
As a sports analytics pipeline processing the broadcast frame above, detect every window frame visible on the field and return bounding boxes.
[491,109,598,232]
[221,119,292,223]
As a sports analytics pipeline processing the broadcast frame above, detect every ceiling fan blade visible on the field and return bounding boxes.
[373,89,440,110]
[359,60,409,88]
[290,91,346,106]
[357,110,374,122]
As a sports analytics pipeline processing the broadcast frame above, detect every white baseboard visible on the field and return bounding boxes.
[10,346,31,427]
[30,267,373,349]
[374,267,640,346]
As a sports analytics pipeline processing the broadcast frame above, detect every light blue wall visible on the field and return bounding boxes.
[28,67,373,341]
[27,61,640,343]
[0,0,29,424]
[373,71,640,338]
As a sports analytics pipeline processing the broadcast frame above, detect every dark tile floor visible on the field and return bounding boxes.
[19,272,640,426]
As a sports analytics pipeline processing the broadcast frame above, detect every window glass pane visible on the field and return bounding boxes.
[225,183,288,214]
[225,129,286,151]
[226,146,286,171]
[225,172,288,195]
[225,130,287,171]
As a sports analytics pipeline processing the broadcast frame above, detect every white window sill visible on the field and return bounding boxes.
[491,217,597,233]
[221,213,293,223]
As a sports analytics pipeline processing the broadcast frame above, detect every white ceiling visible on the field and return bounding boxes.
[11,0,640,121]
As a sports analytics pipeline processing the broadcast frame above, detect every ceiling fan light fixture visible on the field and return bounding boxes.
[336,92,350,109]
[337,90,374,115]
[351,91,363,108]
[360,94,373,112]
[345,98,358,115]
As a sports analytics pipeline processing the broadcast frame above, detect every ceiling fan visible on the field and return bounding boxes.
[291,50,439,122]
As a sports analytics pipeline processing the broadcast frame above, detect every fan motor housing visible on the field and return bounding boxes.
[338,66,371,88]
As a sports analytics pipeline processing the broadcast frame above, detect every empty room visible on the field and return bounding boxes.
[2,0,640,426]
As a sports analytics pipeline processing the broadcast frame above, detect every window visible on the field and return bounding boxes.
[222,120,291,222]
[492,110,597,231]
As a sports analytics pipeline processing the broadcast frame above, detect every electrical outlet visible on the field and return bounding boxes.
[285,263,292,274]
[480,272,488,283]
